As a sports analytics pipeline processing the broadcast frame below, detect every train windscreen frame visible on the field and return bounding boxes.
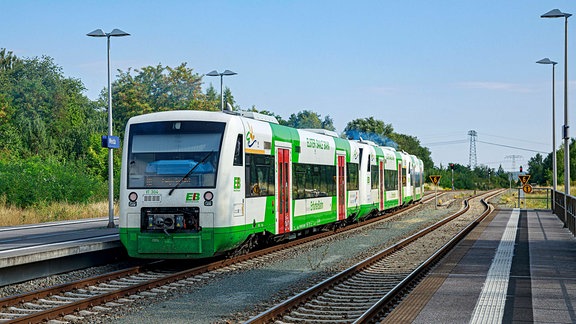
[127,121,225,189]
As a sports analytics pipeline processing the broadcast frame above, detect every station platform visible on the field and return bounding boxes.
[384,209,576,324]
[0,218,124,286]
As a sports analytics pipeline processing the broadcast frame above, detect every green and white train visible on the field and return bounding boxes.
[119,110,424,259]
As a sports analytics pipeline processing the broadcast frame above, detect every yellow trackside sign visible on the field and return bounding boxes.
[429,175,441,185]
[519,174,530,185]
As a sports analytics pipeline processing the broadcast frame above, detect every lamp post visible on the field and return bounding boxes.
[87,28,130,228]
[206,70,237,111]
[542,9,571,223]
[537,58,558,211]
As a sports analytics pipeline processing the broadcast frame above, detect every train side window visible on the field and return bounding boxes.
[347,163,359,191]
[367,154,371,172]
[245,153,275,197]
[371,167,379,189]
[233,135,243,166]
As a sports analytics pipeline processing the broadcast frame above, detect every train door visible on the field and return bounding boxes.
[398,161,403,206]
[379,159,384,211]
[337,154,346,221]
[277,147,291,234]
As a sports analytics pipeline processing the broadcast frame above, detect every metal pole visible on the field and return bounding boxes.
[434,185,437,209]
[106,35,115,228]
[563,16,570,223]
[552,63,557,210]
[220,74,224,111]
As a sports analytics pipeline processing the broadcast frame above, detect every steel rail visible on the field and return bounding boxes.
[354,190,502,323]
[244,190,499,323]
[1,193,440,323]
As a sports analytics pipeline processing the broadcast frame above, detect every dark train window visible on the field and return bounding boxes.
[292,163,336,200]
[347,163,359,191]
[384,169,398,191]
[233,135,243,166]
[371,167,379,189]
[245,154,275,197]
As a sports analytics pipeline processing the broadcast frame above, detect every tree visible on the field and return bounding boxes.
[285,110,335,130]
[223,87,237,110]
[205,83,219,111]
[248,106,286,124]
[0,51,102,159]
[390,133,433,171]
[109,63,207,135]
[343,117,433,171]
[527,153,546,185]
[344,117,394,137]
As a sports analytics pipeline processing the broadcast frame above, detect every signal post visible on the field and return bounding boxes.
[429,175,441,209]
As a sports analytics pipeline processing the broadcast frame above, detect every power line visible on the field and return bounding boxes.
[423,139,468,146]
[477,140,548,154]
[482,132,548,146]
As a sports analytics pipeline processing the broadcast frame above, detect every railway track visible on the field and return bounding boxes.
[0,193,442,323]
[245,190,501,323]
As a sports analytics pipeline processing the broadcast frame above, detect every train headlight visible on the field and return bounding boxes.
[204,191,214,201]
[128,192,138,202]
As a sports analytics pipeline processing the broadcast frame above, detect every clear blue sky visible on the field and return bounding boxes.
[3,0,576,171]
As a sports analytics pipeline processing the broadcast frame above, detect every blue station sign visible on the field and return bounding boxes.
[101,135,121,149]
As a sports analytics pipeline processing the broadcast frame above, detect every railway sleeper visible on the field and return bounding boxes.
[22,302,53,309]
[64,292,95,298]
[315,294,376,303]
[294,307,367,316]
[88,285,118,292]
[8,307,41,313]
[331,285,387,295]
[303,304,368,311]
[331,288,389,296]
[284,313,356,323]
[37,298,71,305]
[339,281,392,289]
[353,272,408,280]
[53,295,85,301]
[0,312,30,317]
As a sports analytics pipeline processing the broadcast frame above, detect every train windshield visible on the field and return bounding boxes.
[127,121,225,189]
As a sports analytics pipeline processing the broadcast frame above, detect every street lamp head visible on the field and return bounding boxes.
[541,9,572,19]
[87,28,130,38]
[206,70,220,77]
[109,29,130,37]
[537,58,558,65]
[222,69,237,76]
[87,29,106,37]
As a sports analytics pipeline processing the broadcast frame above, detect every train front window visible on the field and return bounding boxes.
[127,121,225,189]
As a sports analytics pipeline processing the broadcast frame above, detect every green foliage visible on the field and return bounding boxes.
[284,110,335,130]
[109,63,207,137]
[0,51,104,159]
[0,157,107,208]
[390,133,434,172]
[429,163,511,190]
[345,117,394,136]
[248,106,286,124]
[343,117,433,172]
[0,48,472,209]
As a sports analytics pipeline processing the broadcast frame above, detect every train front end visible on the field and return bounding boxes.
[119,111,238,259]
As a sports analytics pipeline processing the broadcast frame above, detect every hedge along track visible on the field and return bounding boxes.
[0,192,442,323]
[245,189,502,324]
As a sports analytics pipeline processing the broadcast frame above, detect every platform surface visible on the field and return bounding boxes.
[388,209,576,324]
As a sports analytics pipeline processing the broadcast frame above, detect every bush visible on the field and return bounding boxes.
[0,157,107,208]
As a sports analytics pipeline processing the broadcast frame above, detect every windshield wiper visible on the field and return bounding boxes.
[168,151,214,196]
